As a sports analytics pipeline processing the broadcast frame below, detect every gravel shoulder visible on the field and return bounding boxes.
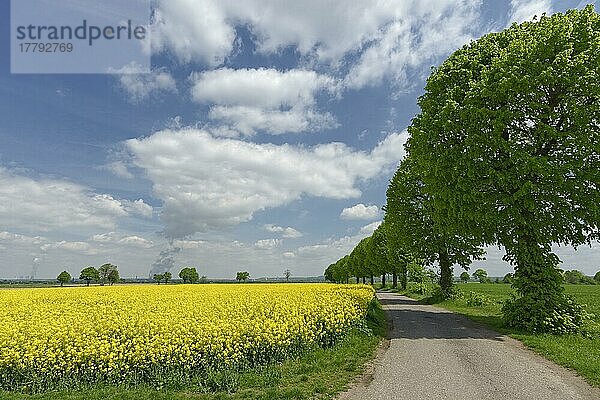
[339,292,600,400]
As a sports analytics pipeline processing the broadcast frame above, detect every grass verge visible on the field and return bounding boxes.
[397,283,600,387]
[0,299,386,400]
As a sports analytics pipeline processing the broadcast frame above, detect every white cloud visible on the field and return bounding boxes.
[41,241,96,255]
[264,224,303,238]
[254,238,282,250]
[191,68,338,136]
[282,252,296,259]
[118,236,154,248]
[508,0,552,25]
[360,221,382,235]
[150,1,481,89]
[0,231,45,245]
[191,68,335,108]
[115,63,177,102]
[123,199,154,218]
[151,0,235,66]
[172,239,206,249]
[345,1,481,89]
[0,168,145,235]
[340,204,379,220]
[126,129,407,237]
[103,161,134,179]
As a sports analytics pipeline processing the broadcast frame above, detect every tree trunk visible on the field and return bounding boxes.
[362,276,366,284]
[439,248,453,298]
[381,274,386,287]
[356,276,360,284]
[508,232,565,331]
[392,272,398,288]
[400,263,408,290]
[86,280,90,287]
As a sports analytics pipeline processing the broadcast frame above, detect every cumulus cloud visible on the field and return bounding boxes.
[508,0,552,25]
[41,241,96,255]
[114,63,177,102]
[0,168,150,235]
[102,161,134,179]
[264,224,303,238]
[191,68,338,136]
[123,199,154,218]
[345,1,480,89]
[360,221,382,235]
[340,204,379,220]
[126,129,407,237]
[254,238,282,250]
[151,0,235,65]
[150,1,481,89]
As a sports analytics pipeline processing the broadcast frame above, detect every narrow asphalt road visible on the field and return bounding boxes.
[340,292,600,400]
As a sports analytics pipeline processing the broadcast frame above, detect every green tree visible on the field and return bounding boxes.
[79,266,99,286]
[163,271,172,284]
[107,268,120,285]
[472,269,489,284]
[385,158,483,297]
[179,267,199,284]
[284,269,291,282]
[460,271,470,284]
[406,7,600,332]
[503,273,514,284]
[595,271,600,284]
[153,274,164,284]
[57,271,71,287]
[98,264,118,286]
[236,271,250,282]
[564,270,596,285]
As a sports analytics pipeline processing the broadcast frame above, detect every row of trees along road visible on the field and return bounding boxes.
[326,7,600,334]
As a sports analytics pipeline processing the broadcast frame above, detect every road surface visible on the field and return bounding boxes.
[340,292,599,400]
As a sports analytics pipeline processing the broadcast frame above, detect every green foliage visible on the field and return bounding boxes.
[595,271,600,284]
[98,264,119,286]
[472,269,490,284]
[385,158,483,297]
[79,267,99,286]
[56,271,71,287]
[503,273,514,284]
[451,289,496,307]
[179,267,199,284]
[460,271,470,283]
[153,274,164,284]
[503,294,590,334]
[108,269,120,285]
[564,269,596,285]
[163,272,172,284]
[406,6,600,333]
[236,271,250,282]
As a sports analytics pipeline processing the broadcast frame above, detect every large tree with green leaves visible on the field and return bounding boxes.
[57,271,71,287]
[385,157,483,297]
[179,267,199,284]
[407,6,600,332]
[98,263,118,286]
[79,266,99,286]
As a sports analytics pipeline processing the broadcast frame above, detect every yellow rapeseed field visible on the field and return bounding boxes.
[0,283,374,390]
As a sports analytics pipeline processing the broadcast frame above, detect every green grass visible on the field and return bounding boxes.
[0,300,386,400]
[402,283,600,387]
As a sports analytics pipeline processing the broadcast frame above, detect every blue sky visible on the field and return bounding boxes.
[0,0,598,279]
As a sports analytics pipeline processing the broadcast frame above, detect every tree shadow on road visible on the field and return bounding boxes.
[379,295,505,341]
